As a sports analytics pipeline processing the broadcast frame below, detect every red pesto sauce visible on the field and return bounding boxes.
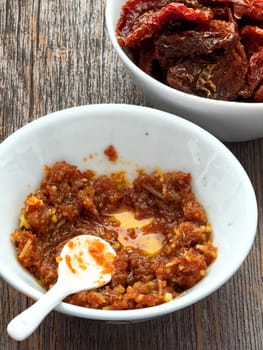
[11,151,217,310]
[104,144,118,162]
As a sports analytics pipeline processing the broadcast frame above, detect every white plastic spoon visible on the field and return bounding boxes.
[7,234,116,341]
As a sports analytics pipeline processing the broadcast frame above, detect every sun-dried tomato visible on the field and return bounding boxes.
[117,0,173,37]
[166,42,247,100]
[156,20,239,60]
[254,84,263,101]
[241,47,263,100]
[117,2,214,47]
[116,0,263,101]
[233,0,263,21]
[248,48,263,85]
[241,25,263,56]
[237,26,263,99]
[209,0,263,20]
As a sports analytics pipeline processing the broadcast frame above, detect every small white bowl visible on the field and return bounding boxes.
[105,0,263,142]
[0,104,257,322]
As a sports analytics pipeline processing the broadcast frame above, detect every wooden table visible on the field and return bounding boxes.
[0,2,262,349]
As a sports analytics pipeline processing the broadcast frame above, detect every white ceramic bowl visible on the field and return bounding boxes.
[0,104,257,322]
[105,0,263,142]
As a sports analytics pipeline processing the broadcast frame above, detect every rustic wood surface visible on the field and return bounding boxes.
[0,1,262,349]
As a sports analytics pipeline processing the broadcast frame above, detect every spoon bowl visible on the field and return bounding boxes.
[7,235,116,341]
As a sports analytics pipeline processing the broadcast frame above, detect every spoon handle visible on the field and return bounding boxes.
[7,282,67,341]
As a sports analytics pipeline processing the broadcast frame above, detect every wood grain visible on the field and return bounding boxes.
[0,1,263,349]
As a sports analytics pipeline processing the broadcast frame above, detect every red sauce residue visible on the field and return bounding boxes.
[89,241,115,274]
[75,254,84,264]
[56,255,62,263]
[65,254,76,274]
[68,240,74,249]
[89,240,105,265]
[104,145,118,162]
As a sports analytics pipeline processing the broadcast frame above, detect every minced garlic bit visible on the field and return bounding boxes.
[200,224,212,233]
[113,285,126,294]
[166,258,180,267]
[18,239,32,259]
[164,293,173,302]
[51,214,58,223]
[19,211,30,229]
[173,228,181,236]
[25,195,44,209]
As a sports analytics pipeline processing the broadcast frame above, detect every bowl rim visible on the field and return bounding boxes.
[105,0,263,111]
[0,103,258,321]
